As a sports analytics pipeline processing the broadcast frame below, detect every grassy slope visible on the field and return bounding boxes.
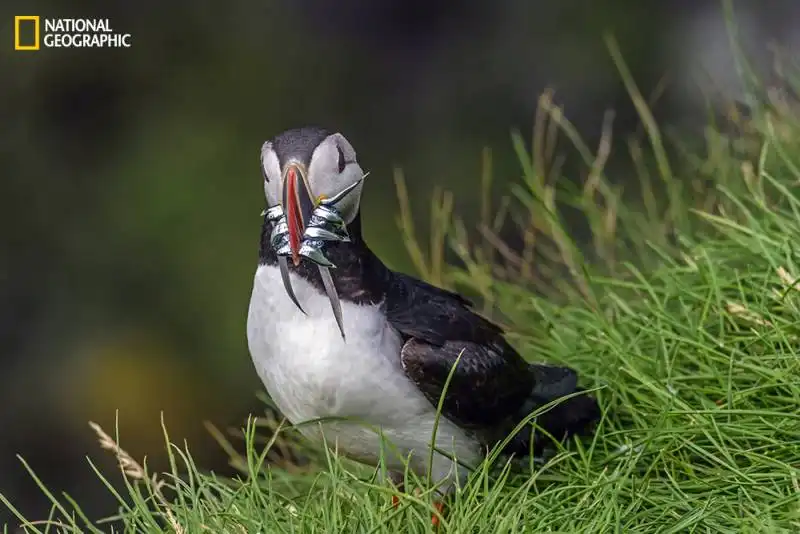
[4,61,800,533]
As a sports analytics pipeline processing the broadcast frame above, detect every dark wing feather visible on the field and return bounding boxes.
[383,273,503,345]
[399,339,534,429]
[384,273,535,429]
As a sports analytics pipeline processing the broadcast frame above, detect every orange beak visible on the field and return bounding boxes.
[281,162,315,266]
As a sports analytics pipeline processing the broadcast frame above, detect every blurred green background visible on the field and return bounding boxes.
[1,0,796,525]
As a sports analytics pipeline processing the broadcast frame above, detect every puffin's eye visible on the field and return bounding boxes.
[336,145,346,173]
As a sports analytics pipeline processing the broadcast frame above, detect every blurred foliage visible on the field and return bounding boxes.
[0,0,795,525]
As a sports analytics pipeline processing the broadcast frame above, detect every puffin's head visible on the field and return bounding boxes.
[259,126,367,342]
[260,126,366,266]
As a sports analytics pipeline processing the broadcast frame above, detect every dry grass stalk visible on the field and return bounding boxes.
[89,421,185,534]
[725,301,773,327]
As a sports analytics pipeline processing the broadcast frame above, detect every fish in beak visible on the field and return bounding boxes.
[275,163,365,342]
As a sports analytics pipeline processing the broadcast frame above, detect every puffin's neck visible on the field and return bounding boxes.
[258,211,389,305]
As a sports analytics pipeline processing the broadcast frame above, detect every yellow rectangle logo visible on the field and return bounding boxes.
[14,16,40,51]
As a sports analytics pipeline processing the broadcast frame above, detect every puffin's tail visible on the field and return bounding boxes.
[503,364,600,457]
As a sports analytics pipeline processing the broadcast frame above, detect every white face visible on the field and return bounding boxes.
[260,133,366,224]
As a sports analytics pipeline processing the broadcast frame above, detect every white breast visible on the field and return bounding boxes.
[246,264,480,487]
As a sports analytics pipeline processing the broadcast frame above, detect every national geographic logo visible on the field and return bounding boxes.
[14,16,132,51]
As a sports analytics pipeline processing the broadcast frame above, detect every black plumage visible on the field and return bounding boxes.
[270,126,331,168]
[258,127,600,457]
[386,272,599,455]
[260,216,598,458]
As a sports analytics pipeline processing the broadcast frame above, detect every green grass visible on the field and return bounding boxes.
[4,46,800,533]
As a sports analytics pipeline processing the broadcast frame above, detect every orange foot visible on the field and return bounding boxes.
[431,501,445,528]
[391,494,400,509]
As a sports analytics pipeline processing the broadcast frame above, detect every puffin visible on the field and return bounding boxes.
[246,126,600,523]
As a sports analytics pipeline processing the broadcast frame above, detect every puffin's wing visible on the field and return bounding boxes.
[399,338,535,428]
[384,273,535,429]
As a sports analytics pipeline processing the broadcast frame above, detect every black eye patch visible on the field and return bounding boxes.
[261,159,270,182]
[337,145,346,173]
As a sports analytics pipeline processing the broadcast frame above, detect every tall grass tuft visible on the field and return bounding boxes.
[3,46,800,533]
